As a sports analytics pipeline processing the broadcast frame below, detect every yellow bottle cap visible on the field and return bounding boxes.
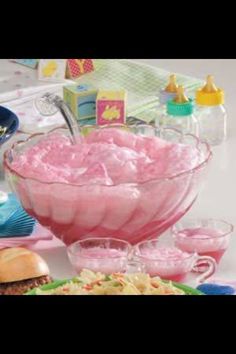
[165,74,178,93]
[174,86,189,103]
[196,75,224,106]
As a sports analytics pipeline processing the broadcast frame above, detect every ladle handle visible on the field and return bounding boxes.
[52,96,80,145]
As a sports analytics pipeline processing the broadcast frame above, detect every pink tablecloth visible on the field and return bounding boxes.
[0,223,64,250]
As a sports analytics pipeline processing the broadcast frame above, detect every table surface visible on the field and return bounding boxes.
[0,59,235,283]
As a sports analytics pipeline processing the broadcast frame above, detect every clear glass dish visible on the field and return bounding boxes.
[67,238,132,274]
[133,239,216,283]
[172,218,233,264]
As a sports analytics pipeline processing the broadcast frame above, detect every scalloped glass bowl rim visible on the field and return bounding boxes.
[4,124,212,188]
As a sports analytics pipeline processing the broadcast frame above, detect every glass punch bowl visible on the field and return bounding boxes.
[4,124,212,246]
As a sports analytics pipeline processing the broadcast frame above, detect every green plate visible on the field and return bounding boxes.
[168,282,203,295]
[26,279,203,295]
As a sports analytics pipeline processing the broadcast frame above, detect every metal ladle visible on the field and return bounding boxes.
[35,93,80,144]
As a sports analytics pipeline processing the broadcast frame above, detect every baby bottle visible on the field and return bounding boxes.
[195,75,227,146]
[156,74,178,125]
[161,86,199,136]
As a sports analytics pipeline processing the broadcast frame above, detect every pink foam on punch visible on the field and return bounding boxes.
[11,129,201,185]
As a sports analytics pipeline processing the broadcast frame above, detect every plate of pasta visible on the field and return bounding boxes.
[26,269,203,295]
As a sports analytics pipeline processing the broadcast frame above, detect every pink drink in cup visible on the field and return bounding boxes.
[67,238,132,274]
[172,219,233,263]
[133,241,216,283]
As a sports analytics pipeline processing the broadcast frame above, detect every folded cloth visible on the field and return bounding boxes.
[0,193,36,237]
[0,223,53,249]
[0,193,22,225]
[0,193,32,224]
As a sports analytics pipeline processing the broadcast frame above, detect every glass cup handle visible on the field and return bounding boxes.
[125,259,146,274]
[194,256,217,284]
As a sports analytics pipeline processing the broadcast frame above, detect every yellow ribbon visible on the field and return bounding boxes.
[75,59,86,74]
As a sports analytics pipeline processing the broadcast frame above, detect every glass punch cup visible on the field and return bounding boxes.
[67,237,146,274]
[133,240,216,284]
[195,75,227,146]
[161,86,199,136]
[172,218,233,264]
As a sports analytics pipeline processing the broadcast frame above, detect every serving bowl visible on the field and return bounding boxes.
[0,106,19,146]
[4,124,212,245]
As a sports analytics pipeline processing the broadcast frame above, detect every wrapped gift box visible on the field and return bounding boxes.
[66,59,94,79]
[11,59,39,68]
[63,84,98,120]
[96,90,127,125]
[38,59,67,82]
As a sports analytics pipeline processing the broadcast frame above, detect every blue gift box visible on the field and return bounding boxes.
[12,59,39,69]
[63,84,98,121]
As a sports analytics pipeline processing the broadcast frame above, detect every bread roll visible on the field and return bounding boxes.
[0,247,49,283]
